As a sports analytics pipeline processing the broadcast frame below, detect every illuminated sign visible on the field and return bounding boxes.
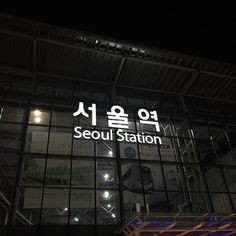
[73,102,162,144]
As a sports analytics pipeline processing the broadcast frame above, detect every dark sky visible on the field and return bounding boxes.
[1,6,236,64]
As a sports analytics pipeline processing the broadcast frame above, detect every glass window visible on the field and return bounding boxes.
[214,140,232,164]
[160,137,179,162]
[96,140,115,158]
[29,108,50,125]
[51,106,73,127]
[120,142,138,159]
[45,156,70,186]
[14,187,42,225]
[0,104,26,123]
[204,166,226,192]
[71,159,94,188]
[222,167,236,193]
[145,191,168,212]
[191,121,210,140]
[188,192,212,214]
[70,189,95,225]
[230,194,236,211]
[73,139,94,157]
[96,159,118,189]
[121,162,142,192]
[0,188,14,225]
[48,128,72,155]
[209,124,227,141]
[0,123,23,152]
[163,164,185,191]
[123,190,144,221]
[168,192,191,213]
[22,155,45,186]
[210,193,233,213]
[178,138,199,163]
[140,163,164,191]
[183,165,206,192]
[172,119,191,138]
[25,126,49,153]
[41,188,69,225]
[0,153,19,188]
[96,190,120,225]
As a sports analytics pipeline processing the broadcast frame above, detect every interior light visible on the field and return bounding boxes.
[111,213,116,218]
[109,150,113,155]
[104,191,110,199]
[74,217,79,222]
[34,109,41,116]
[107,204,111,208]
[64,207,68,211]
[34,117,41,123]
[104,174,109,180]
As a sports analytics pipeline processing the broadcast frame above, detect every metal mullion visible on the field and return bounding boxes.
[38,88,54,227]
[133,110,147,213]
[94,133,97,233]
[207,122,236,213]
[67,97,75,235]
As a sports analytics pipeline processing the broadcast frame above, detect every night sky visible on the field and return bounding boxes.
[1,6,236,64]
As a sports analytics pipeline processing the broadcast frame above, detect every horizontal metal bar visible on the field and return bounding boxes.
[0,65,32,77]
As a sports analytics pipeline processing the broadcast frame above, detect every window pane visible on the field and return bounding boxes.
[73,139,94,157]
[0,188,14,225]
[96,190,120,225]
[140,163,164,191]
[96,140,115,158]
[172,120,191,138]
[191,121,210,140]
[51,106,73,127]
[48,128,72,155]
[183,165,206,191]
[14,187,42,225]
[204,166,226,192]
[222,167,236,192]
[189,192,212,213]
[121,162,142,192]
[168,192,191,212]
[45,157,70,186]
[145,191,168,212]
[0,123,23,152]
[123,190,144,221]
[41,188,69,225]
[70,189,95,225]
[210,193,233,213]
[160,137,179,162]
[22,155,45,186]
[96,159,118,189]
[163,165,185,191]
[29,108,50,125]
[0,104,26,123]
[139,143,160,161]
[196,140,217,164]
[25,126,49,153]
[0,153,19,188]
[71,159,94,188]
[120,143,138,159]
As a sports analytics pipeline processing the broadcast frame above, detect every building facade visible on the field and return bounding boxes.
[0,15,236,235]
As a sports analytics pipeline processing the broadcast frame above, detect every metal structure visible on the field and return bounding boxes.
[121,213,236,235]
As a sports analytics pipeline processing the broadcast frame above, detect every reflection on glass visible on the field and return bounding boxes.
[196,140,217,164]
[0,153,19,188]
[0,105,26,123]
[29,108,50,125]
[210,193,232,213]
[96,190,119,225]
[120,143,138,159]
[191,122,210,140]
[41,188,69,225]
[25,126,49,153]
[22,156,45,186]
[168,192,191,213]
[45,158,70,186]
[72,159,94,187]
[204,166,226,192]
[96,140,115,157]
[178,139,198,163]
[51,108,73,127]
[48,128,72,155]
[14,187,41,225]
[183,165,206,191]
[70,189,95,225]
[163,165,184,191]
[0,123,23,152]
[73,139,94,156]
[222,167,236,192]
[96,160,118,189]
[145,191,168,212]
[123,190,144,221]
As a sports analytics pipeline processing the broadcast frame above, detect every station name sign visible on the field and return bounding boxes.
[73,102,162,145]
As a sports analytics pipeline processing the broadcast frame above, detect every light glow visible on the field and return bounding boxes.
[34,117,41,123]
[104,191,110,199]
[34,109,41,116]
